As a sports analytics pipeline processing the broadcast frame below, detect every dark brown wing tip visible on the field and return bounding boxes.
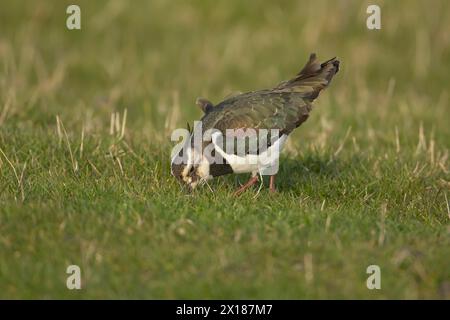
[297,53,319,76]
[333,59,340,73]
[321,57,340,73]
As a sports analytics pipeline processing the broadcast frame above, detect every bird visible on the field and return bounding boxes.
[171,53,340,195]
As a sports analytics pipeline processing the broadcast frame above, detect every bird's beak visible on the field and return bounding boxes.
[179,182,194,194]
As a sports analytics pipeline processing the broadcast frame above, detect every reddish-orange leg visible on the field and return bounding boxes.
[269,175,276,193]
[234,175,259,196]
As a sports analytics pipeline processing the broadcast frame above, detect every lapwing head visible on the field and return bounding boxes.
[170,97,216,190]
[171,144,211,191]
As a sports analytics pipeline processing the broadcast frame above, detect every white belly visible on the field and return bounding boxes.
[211,132,288,176]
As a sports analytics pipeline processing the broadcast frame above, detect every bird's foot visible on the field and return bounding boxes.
[269,175,276,194]
[233,176,259,196]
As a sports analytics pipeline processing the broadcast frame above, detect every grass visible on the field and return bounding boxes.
[0,0,449,299]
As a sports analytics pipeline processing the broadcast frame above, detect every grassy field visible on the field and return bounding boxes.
[0,0,449,299]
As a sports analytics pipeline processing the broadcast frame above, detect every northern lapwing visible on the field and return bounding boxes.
[171,53,340,195]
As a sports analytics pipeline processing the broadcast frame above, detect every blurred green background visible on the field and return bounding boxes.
[0,0,449,299]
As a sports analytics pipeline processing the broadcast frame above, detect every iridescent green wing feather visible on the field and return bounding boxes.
[200,91,311,155]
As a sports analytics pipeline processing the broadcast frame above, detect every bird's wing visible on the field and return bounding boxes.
[199,54,339,156]
[201,91,311,155]
[274,53,340,100]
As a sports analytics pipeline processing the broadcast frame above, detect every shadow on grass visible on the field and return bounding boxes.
[211,153,366,194]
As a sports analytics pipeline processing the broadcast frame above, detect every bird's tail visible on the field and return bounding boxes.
[274,53,340,100]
